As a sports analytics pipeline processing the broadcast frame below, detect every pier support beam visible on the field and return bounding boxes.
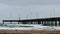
[10,21,12,24]
[41,21,43,25]
[51,21,54,26]
[55,20,57,26]
[38,21,41,24]
[49,21,51,26]
[53,21,55,26]
[31,21,32,24]
[43,21,47,26]
[18,22,19,24]
[57,21,59,26]
[3,22,4,24]
[42,21,43,25]
[59,21,60,26]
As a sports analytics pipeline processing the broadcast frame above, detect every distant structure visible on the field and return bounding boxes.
[3,17,60,26]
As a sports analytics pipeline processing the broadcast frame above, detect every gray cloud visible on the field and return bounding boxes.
[0,0,60,22]
[0,0,60,6]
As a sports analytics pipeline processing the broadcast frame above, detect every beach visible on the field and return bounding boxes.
[0,30,60,34]
[0,24,60,34]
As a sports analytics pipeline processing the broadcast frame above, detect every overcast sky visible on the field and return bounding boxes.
[0,0,60,22]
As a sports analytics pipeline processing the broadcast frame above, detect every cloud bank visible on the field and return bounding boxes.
[0,0,60,22]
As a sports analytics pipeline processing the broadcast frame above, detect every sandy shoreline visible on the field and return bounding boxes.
[0,30,60,34]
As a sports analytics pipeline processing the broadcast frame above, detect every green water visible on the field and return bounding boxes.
[0,23,33,27]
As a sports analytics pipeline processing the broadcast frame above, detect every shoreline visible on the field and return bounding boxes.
[0,30,60,34]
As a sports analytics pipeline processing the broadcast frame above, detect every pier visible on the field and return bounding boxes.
[3,17,60,26]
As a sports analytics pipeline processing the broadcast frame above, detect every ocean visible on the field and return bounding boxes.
[0,23,60,30]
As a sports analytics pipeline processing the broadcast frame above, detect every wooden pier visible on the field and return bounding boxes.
[3,17,60,26]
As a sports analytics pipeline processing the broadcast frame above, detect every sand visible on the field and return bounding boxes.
[0,30,60,34]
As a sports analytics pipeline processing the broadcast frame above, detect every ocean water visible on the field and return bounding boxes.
[0,23,60,30]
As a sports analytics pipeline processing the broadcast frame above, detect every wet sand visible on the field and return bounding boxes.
[0,30,60,34]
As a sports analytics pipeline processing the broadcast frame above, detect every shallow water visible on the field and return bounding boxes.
[0,23,60,30]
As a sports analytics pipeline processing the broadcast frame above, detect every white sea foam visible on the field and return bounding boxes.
[0,24,60,30]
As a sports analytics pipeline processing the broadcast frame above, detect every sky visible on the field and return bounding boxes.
[0,0,60,22]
